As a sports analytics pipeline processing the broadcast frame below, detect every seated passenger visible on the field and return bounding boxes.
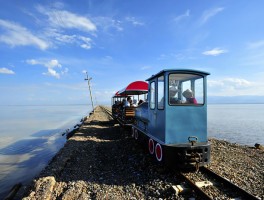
[169,86,181,104]
[125,96,132,107]
[182,89,197,104]
[122,99,126,107]
[132,99,138,107]
[138,99,144,106]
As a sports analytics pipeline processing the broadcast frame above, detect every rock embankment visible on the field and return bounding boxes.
[16,106,264,199]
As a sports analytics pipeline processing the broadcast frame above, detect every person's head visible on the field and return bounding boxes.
[138,99,143,105]
[169,87,178,98]
[182,89,194,99]
[127,96,132,103]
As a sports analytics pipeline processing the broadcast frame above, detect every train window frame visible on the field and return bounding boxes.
[168,73,205,106]
[150,81,155,109]
[157,75,165,110]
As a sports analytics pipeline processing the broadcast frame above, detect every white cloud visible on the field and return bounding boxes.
[174,10,190,22]
[209,78,252,88]
[79,36,92,49]
[45,59,62,68]
[54,34,77,44]
[0,67,15,74]
[44,29,93,50]
[208,78,264,96]
[80,44,91,49]
[43,68,60,79]
[125,17,144,26]
[26,59,39,65]
[201,7,224,24]
[0,19,49,50]
[26,59,66,79]
[93,16,123,32]
[203,48,227,56]
[37,6,96,33]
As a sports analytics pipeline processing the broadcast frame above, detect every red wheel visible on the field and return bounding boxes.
[155,143,163,162]
[134,129,138,140]
[148,139,154,154]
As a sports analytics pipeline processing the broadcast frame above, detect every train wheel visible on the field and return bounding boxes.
[155,143,163,162]
[148,139,154,155]
[131,127,135,138]
[134,129,138,140]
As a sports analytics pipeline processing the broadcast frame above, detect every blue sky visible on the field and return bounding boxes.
[1,0,264,105]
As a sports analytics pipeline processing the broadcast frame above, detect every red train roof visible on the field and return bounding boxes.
[112,91,128,97]
[118,81,148,95]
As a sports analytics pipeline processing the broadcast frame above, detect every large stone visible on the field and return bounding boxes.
[195,181,213,188]
[23,176,56,200]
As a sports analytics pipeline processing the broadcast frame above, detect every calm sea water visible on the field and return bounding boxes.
[0,105,92,197]
[0,104,263,197]
[208,104,264,146]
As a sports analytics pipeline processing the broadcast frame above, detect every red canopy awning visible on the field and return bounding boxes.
[112,91,128,97]
[118,81,148,95]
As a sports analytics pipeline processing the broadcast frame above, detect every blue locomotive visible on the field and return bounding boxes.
[113,69,211,168]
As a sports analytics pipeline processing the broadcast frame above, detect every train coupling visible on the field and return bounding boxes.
[188,136,198,146]
[186,151,202,172]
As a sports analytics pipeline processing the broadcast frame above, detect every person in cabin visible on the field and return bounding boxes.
[158,86,181,105]
[122,99,126,107]
[132,99,138,107]
[182,89,197,104]
[169,86,181,104]
[138,99,144,106]
[125,96,132,107]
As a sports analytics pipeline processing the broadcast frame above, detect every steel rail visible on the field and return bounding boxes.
[178,167,259,200]
[200,167,260,200]
[178,172,213,200]
[99,106,113,118]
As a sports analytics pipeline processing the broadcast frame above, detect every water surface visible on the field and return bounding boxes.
[208,104,264,145]
[0,104,92,197]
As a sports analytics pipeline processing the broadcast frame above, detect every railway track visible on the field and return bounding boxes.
[178,166,260,200]
[100,106,260,199]
[99,106,113,118]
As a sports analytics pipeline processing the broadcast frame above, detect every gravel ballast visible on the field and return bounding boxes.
[15,106,264,199]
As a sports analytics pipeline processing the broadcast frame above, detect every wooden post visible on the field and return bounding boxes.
[84,72,95,112]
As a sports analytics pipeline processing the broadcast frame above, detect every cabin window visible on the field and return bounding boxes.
[150,81,155,109]
[158,76,164,109]
[168,73,204,105]
[194,78,204,104]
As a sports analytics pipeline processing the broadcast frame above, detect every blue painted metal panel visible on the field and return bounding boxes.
[148,109,165,143]
[165,105,207,144]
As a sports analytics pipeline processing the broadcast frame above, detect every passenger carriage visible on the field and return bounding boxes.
[131,69,211,168]
[111,91,127,119]
[112,81,148,127]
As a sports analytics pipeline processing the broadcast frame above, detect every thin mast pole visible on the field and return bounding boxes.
[84,72,95,112]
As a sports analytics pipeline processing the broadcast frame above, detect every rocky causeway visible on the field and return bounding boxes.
[14,106,264,199]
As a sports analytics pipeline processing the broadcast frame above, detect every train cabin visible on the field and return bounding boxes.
[131,69,211,168]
